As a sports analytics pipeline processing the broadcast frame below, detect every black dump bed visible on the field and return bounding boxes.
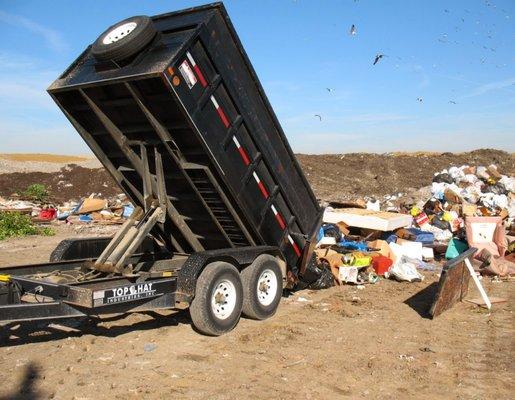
[48,3,322,272]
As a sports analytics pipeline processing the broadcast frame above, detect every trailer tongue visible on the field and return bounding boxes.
[0,3,322,336]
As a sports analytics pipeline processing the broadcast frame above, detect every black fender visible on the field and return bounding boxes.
[176,246,284,302]
[49,236,161,262]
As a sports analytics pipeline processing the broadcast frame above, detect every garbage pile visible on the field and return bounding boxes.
[0,193,134,225]
[304,163,515,289]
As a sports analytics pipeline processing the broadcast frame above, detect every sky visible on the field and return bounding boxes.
[0,0,513,154]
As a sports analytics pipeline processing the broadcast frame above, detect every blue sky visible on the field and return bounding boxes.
[0,0,513,154]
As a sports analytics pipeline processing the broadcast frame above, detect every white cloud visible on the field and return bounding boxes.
[0,10,68,52]
[463,77,515,98]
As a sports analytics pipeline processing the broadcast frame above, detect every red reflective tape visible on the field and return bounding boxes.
[275,213,286,229]
[193,64,207,87]
[232,136,251,165]
[292,241,301,257]
[237,146,251,166]
[257,181,269,198]
[217,107,230,128]
[253,172,269,198]
[288,235,302,257]
[186,52,207,87]
[271,204,286,229]
[211,96,230,128]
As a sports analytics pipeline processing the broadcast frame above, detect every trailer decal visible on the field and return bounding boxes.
[210,95,231,128]
[186,51,207,87]
[232,136,251,166]
[93,282,159,306]
[271,204,286,229]
[288,234,302,257]
[178,59,197,89]
[252,172,269,199]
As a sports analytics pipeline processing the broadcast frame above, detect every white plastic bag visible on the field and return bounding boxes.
[386,256,424,282]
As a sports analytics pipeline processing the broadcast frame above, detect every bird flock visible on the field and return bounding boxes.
[314,1,511,121]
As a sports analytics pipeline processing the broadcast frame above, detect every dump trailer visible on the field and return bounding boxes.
[0,3,322,336]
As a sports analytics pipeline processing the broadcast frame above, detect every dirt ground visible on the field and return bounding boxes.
[1,149,513,204]
[0,229,513,400]
[0,165,120,204]
[297,149,515,201]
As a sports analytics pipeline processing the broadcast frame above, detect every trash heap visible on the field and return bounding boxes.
[0,193,134,225]
[304,163,515,289]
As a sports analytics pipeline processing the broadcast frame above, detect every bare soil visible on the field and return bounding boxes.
[1,149,512,205]
[0,165,119,204]
[0,150,513,399]
[0,230,513,400]
[297,149,515,201]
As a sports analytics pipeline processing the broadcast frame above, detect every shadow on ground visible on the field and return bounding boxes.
[1,309,192,347]
[0,362,45,400]
[403,282,439,319]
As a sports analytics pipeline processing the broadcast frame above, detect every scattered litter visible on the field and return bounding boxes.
[324,208,412,231]
[387,257,424,282]
[419,347,435,353]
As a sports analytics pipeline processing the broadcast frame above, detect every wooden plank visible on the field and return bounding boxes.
[429,248,476,318]
[323,208,412,231]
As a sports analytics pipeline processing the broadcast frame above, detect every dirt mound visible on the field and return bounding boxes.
[0,164,119,203]
[297,149,515,202]
[0,149,513,204]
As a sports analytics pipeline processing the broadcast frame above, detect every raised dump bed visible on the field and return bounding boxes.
[0,3,322,336]
[48,3,321,272]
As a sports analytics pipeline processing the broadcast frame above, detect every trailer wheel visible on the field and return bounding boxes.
[189,262,243,336]
[91,15,157,62]
[241,255,283,320]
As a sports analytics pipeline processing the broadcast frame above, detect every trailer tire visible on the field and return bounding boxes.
[241,255,283,320]
[91,16,157,62]
[189,262,243,336]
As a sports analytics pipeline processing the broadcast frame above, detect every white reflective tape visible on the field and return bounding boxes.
[210,95,219,109]
[271,204,278,215]
[186,51,196,66]
[287,235,294,244]
[232,136,241,148]
[252,171,260,183]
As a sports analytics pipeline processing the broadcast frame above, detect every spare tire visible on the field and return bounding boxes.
[91,15,157,62]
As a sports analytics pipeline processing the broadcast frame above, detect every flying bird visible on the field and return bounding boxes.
[373,54,385,65]
[349,24,357,35]
[449,100,457,104]
[314,114,322,121]
[416,97,423,103]
[326,88,335,92]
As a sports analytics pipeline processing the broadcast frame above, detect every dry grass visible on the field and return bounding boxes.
[0,153,89,163]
